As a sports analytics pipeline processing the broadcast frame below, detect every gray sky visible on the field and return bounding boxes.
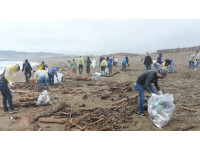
[0,19,200,55]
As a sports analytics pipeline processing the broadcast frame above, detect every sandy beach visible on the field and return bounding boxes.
[0,52,199,131]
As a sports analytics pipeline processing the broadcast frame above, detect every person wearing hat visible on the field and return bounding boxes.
[134,67,168,116]
[0,64,20,113]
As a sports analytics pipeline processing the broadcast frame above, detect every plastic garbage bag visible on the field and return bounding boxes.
[92,72,101,81]
[91,59,96,68]
[148,93,175,129]
[105,68,109,75]
[54,72,62,84]
[36,90,52,106]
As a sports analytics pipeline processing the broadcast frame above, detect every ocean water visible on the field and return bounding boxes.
[0,61,38,74]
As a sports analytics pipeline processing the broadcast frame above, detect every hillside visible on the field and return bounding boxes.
[0,50,64,60]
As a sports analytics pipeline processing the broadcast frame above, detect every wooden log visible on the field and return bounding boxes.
[52,102,65,113]
[112,96,137,106]
[180,106,197,112]
[39,117,67,124]
[70,113,90,127]
[34,108,53,121]
[20,101,37,107]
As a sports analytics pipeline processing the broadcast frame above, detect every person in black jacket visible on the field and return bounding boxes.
[126,55,130,67]
[134,67,168,116]
[86,57,92,74]
[22,59,32,83]
[144,52,152,70]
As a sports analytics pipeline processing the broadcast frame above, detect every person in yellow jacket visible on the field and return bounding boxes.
[78,56,84,74]
[101,57,108,75]
[39,61,48,70]
[0,64,20,113]
[33,70,49,91]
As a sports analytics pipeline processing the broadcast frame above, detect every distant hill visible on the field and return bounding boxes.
[109,53,139,57]
[0,50,64,60]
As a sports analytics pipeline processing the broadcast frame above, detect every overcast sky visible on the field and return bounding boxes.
[0,19,200,55]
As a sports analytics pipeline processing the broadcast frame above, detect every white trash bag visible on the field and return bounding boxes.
[91,59,96,68]
[148,93,175,129]
[92,72,101,81]
[36,90,52,106]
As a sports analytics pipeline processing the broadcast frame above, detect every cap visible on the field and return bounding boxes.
[159,67,168,78]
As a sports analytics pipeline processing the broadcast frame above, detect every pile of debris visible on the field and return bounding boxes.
[30,95,140,131]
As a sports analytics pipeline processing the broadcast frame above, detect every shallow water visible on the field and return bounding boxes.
[0,61,38,74]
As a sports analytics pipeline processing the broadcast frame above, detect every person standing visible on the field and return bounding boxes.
[101,58,107,75]
[134,67,168,116]
[78,56,84,74]
[153,59,158,71]
[121,56,127,70]
[106,57,113,75]
[48,67,59,86]
[144,52,152,70]
[22,59,32,83]
[71,59,77,76]
[164,59,175,73]
[86,57,92,74]
[126,55,130,67]
[188,53,196,69]
[157,53,163,65]
[0,64,20,113]
[114,57,118,67]
[33,70,49,91]
[39,61,48,70]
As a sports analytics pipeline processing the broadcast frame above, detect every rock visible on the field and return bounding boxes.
[79,103,86,107]
[101,90,111,100]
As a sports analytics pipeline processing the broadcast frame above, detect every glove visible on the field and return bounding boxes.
[9,82,13,87]
[158,91,163,95]
[151,93,157,97]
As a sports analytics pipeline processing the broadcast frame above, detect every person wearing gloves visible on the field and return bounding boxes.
[22,59,32,83]
[48,67,59,86]
[78,56,84,75]
[100,58,108,75]
[163,59,175,73]
[121,56,127,70]
[0,64,20,113]
[134,67,168,116]
[33,70,49,91]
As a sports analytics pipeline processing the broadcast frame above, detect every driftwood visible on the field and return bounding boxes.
[70,113,91,127]
[112,96,137,106]
[180,106,197,112]
[67,77,91,81]
[39,117,67,124]
[34,108,53,121]
[101,71,120,77]
[52,102,65,113]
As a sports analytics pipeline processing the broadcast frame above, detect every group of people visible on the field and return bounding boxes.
[0,52,172,117]
[0,60,60,114]
[143,52,175,73]
[188,50,200,70]
[69,56,92,76]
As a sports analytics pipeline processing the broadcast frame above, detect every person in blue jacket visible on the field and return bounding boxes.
[157,53,163,64]
[48,67,59,86]
[106,57,113,75]
[121,56,127,70]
